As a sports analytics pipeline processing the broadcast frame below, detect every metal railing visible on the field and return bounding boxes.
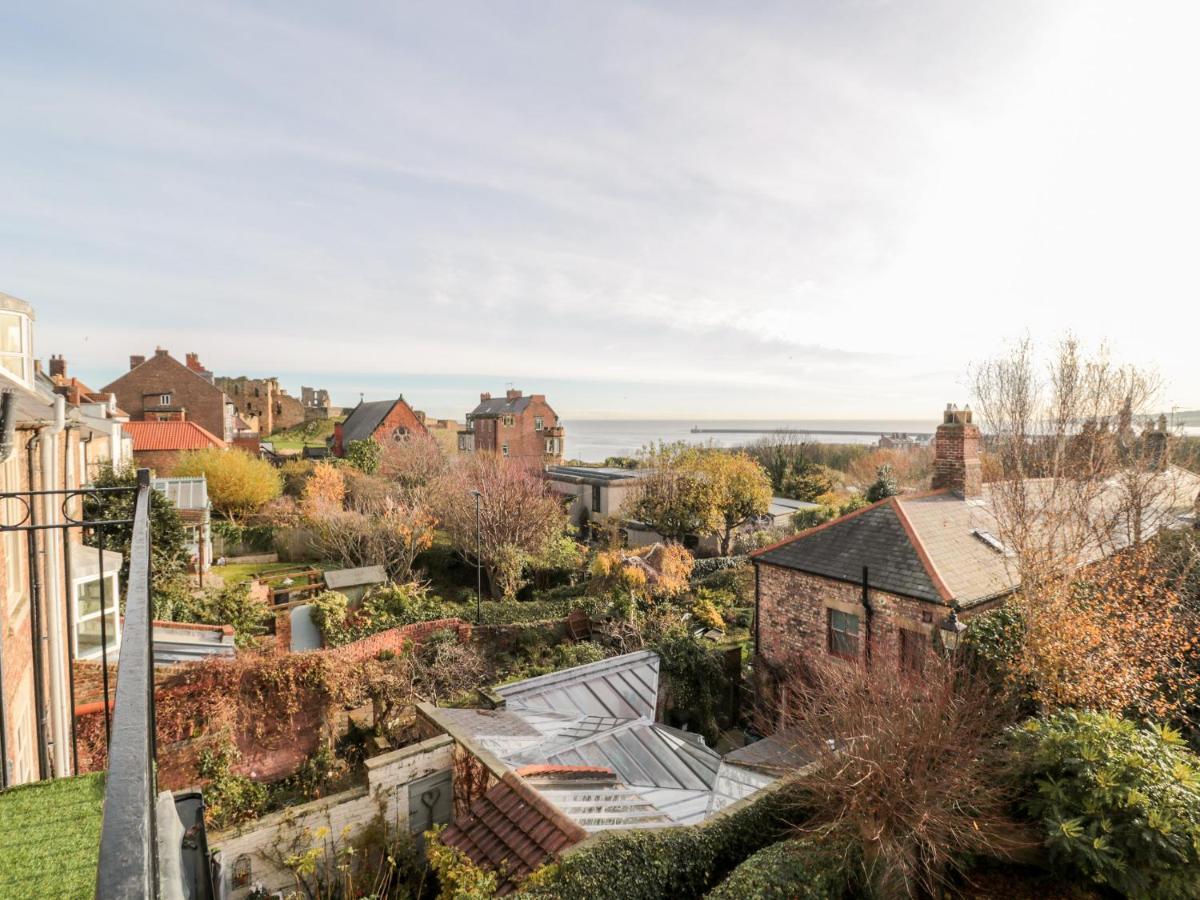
[95,469,159,898]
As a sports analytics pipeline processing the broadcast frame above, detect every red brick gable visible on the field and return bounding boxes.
[103,351,228,440]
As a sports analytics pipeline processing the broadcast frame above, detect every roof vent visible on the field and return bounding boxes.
[971,529,1012,556]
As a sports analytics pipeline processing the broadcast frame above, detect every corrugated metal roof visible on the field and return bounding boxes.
[122,421,225,451]
[151,476,209,510]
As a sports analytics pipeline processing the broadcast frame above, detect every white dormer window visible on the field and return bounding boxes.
[0,310,32,387]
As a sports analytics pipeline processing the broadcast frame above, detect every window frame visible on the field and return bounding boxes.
[826,608,860,660]
[534,416,544,431]
[501,442,509,457]
[502,414,515,428]
[0,311,32,386]
[72,572,121,661]
[591,484,602,513]
[3,454,28,622]
[158,393,172,406]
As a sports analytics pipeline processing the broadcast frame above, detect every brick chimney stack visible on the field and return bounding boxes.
[155,347,169,357]
[931,403,982,498]
[506,388,522,401]
[130,354,146,369]
[480,392,491,402]
[49,354,66,378]
[185,352,204,372]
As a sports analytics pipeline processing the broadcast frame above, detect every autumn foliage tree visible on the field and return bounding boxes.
[299,461,346,519]
[698,451,773,555]
[1014,543,1200,722]
[430,454,567,598]
[623,442,718,543]
[174,448,282,523]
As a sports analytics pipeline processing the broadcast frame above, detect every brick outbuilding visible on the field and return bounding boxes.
[331,396,429,457]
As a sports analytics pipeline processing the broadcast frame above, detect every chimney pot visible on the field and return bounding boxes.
[932,402,982,497]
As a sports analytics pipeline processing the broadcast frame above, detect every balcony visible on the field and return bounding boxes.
[0,470,213,899]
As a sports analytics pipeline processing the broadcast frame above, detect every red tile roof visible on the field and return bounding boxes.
[441,771,586,895]
[122,420,226,452]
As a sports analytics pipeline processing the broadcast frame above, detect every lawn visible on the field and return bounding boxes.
[214,561,316,585]
[0,772,106,899]
[266,417,342,451]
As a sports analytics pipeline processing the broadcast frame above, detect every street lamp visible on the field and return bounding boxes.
[939,607,967,655]
[471,490,482,624]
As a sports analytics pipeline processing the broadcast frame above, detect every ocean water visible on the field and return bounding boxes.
[561,419,939,463]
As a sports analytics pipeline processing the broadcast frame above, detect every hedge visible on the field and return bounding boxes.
[690,555,749,579]
[705,839,846,899]
[514,781,801,899]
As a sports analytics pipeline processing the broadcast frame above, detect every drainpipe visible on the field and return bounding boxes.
[41,396,71,776]
[0,389,14,786]
[23,426,50,779]
[861,566,873,671]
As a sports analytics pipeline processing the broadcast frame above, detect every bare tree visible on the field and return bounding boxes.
[430,454,567,597]
[309,495,437,581]
[971,337,1180,593]
[379,434,449,495]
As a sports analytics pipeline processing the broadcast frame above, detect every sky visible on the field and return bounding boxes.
[2,1,1198,421]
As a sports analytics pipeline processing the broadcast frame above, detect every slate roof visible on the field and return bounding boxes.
[753,498,948,603]
[122,420,226,451]
[441,771,587,896]
[339,399,401,445]
[754,470,1200,607]
[469,395,533,418]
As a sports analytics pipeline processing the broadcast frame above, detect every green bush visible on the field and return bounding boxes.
[165,581,272,647]
[516,783,799,899]
[345,439,382,474]
[212,520,277,554]
[705,839,846,899]
[656,626,731,744]
[1008,710,1200,899]
[691,556,748,579]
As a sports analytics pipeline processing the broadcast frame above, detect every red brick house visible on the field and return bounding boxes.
[750,404,1200,688]
[102,349,234,442]
[122,420,227,474]
[457,389,564,467]
[332,396,429,458]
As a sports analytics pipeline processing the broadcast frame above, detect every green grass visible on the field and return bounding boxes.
[267,417,343,451]
[0,772,106,899]
[214,561,319,585]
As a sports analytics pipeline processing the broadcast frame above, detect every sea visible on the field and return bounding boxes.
[560,419,939,464]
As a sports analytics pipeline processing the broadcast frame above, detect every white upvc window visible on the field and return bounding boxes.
[159,393,172,406]
[3,454,27,620]
[501,442,509,456]
[73,573,120,660]
[534,416,544,431]
[0,311,32,387]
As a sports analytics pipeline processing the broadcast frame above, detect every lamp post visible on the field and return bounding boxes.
[939,607,967,656]
[471,489,482,624]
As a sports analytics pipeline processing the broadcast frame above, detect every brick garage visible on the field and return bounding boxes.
[754,562,938,677]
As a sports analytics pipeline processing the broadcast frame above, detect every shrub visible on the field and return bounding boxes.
[1008,710,1200,899]
[792,506,834,531]
[691,555,748,579]
[515,782,798,899]
[705,839,846,899]
[167,581,272,648]
[655,627,730,744]
[345,439,382,474]
[197,740,270,829]
[691,597,726,631]
[174,448,282,523]
[426,826,498,899]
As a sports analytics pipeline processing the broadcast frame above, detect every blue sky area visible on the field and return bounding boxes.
[3,1,1198,421]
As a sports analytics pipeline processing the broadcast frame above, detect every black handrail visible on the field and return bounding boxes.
[95,469,158,899]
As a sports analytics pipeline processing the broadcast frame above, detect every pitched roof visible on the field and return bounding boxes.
[339,399,401,444]
[753,497,950,603]
[122,420,226,452]
[432,650,774,839]
[469,395,533,418]
[441,771,587,895]
[754,470,1200,606]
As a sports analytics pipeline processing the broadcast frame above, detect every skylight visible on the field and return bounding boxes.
[972,529,1011,555]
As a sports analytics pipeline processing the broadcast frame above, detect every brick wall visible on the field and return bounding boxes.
[467,393,562,466]
[332,398,429,456]
[755,562,944,679]
[327,618,473,663]
[103,351,227,440]
[131,448,185,476]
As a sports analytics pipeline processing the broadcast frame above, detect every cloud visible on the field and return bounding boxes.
[2,0,1197,419]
